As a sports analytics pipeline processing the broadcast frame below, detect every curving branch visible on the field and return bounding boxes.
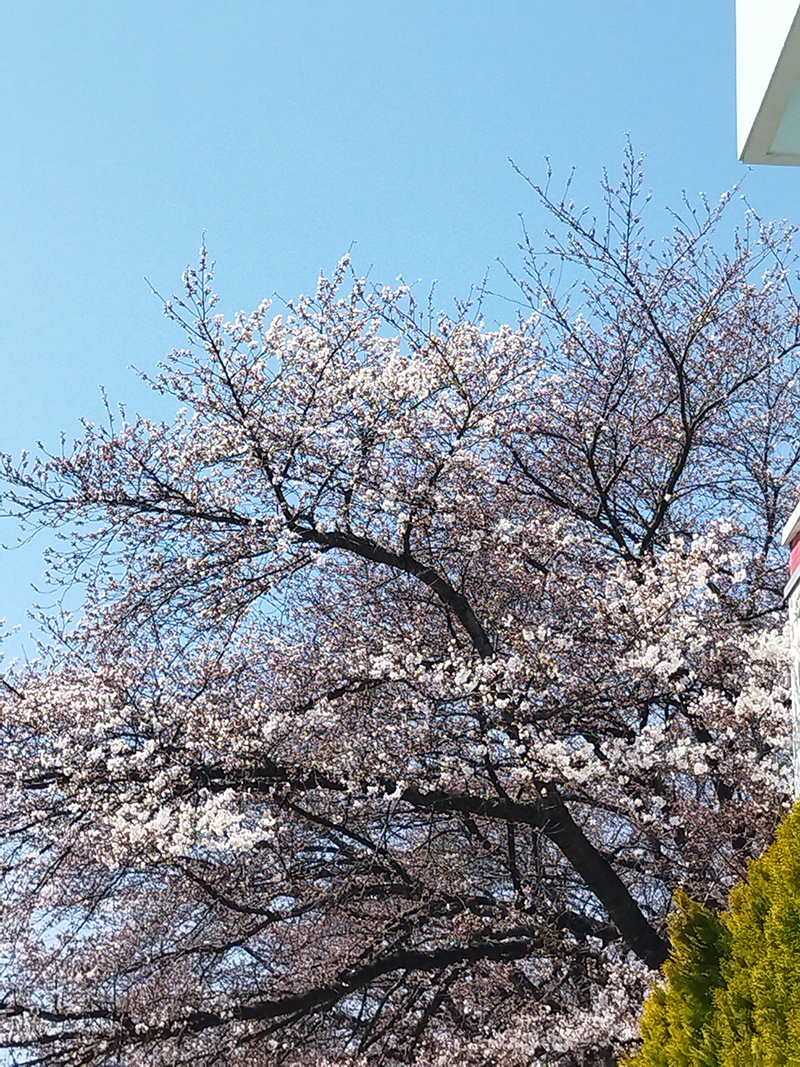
[196,761,669,969]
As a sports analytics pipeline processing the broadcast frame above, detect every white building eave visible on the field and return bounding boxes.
[738,0,800,165]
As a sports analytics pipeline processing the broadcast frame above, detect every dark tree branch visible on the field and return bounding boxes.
[195,760,668,968]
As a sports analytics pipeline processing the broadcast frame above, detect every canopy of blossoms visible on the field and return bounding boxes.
[0,152,797,1064]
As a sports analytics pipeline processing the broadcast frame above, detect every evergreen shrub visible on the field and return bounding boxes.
[629,806,800,1066]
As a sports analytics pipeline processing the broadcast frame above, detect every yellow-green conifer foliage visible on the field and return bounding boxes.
[629,807,800,1066]
[629,891,729,1066]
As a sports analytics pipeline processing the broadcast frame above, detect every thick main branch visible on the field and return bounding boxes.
[201,762,668,969]
[403,785,668,969]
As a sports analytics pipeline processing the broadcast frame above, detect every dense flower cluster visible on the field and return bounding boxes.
[1,152,799,1063]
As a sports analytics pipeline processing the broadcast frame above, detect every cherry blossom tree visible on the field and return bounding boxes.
[1,149,798,1064]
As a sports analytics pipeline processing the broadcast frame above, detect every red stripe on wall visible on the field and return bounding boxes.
[791,535,800,575]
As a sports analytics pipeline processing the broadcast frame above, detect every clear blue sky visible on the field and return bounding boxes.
[1,0,797,661]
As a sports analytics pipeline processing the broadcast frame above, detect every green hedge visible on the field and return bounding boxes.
[628,807,800,1066]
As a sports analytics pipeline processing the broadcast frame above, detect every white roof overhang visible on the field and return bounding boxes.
[737,0,800,164]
